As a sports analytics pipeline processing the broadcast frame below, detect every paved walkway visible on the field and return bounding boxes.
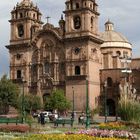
[93,116,121,123]
[32,116,121,130]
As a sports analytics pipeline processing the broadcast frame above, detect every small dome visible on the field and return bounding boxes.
[105,20,114,26]
[101,30,129,42]
[100,20,132,49]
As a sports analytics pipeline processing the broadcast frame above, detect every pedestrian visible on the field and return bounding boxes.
[71,112,74,120]
[37,113,40,123]
[40,112,45,125]
[79,112,85,125]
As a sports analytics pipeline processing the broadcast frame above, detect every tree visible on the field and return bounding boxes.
[0,75,19,114]
[44,89,71,113]
[18,94,42,114]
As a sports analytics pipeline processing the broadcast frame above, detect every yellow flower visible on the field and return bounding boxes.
[15,134,129,140]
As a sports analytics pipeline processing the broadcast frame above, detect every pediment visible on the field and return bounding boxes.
[31,27,63,47]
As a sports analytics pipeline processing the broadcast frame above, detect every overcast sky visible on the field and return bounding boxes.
[0,0,140,77]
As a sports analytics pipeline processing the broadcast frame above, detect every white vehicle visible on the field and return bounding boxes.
[42,111,52,122]
[49,113,58,121]
[42,111,52,117]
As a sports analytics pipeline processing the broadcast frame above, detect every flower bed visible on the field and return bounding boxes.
[121,121,140,130]
[66,129,137,140]
[14,128,137,140]
[99,122,127,130]
[15,134,129,140]
[0,124,30,133]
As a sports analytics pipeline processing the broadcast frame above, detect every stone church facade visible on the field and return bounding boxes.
[6,0,138,113]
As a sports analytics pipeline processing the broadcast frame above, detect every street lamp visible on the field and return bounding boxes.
[115,81,119,121]
[120,55,132,95]
[86,76,90,129]
[104,80,107,123]
[21,77,26,123]
[72,86,75,120]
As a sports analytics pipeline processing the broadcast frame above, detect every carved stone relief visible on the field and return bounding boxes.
[89,48,99,62]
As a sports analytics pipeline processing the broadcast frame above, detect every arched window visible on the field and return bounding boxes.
[107,77,113,87]
[85,2,87,6]
[91,16,94,28]
[90,4,92,9]
[75,66,80,75]
[19,13,23,18]
[33,13,36,19]
[73,16,81,29]
[76,3,80,9]
[116,51,121,57]
[17,70,21,79]
[44,62,50,74]
[17,24,24,37]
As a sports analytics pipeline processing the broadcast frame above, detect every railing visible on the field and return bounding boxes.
[66,75,87,80]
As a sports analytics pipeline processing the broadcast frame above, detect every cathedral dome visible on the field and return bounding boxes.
[100,20,132,49]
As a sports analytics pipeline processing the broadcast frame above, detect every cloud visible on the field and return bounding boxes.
[98,0,140,57]
[0,0,140,76]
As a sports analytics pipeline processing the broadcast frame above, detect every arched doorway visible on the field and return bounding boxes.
[107,99,116,116]
[43,93,50,103]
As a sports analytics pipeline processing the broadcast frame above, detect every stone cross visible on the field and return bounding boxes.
[46,16,51,23]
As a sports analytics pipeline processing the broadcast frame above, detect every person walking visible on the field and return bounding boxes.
[40,112,45,125]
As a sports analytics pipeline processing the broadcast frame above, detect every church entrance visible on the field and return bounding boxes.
[107,99,116,116]
[43,93,50,103]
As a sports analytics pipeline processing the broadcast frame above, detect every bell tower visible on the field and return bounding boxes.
[9,0,43,45]
[64,0,103,110]
[6,0,43,94]
[64,0,99,38]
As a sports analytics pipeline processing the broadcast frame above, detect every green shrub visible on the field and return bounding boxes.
[118,94,140,123]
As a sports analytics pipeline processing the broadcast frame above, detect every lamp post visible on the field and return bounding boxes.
[86,77,90,129]
[22,77,25,123]
[72,86,75,120]
[121,55,132,95]
[115,81,119,121]
[104,80,107,123]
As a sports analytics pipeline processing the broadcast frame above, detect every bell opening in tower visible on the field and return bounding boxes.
[17,24,24,37]
[73,16,81,29]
